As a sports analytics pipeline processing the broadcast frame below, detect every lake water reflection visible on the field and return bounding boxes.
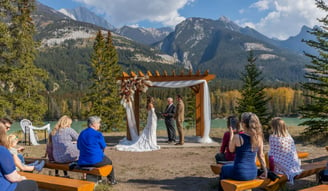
[8,117,308,134]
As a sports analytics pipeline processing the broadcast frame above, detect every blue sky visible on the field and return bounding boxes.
[38,0,325,40]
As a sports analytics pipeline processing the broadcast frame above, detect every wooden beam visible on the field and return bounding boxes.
[139,71,145,77]
[147,71,153,76]
[130,71,137,77]
[122,72,129,77]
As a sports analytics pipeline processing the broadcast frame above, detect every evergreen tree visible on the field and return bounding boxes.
[0,0,47,121]
[184,90,195,130]
[299,0,328,135]
[236,51,271,129]
[85,30,125,131]
[0,0,14,116]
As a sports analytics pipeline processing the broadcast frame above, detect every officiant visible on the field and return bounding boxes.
[162,97,176,144]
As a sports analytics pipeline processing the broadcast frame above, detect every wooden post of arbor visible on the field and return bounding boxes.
[195,83,205,137]
[133,91,140,136]
[118,70,215,140]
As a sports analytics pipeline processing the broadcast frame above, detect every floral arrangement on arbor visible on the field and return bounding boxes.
[117,75,152,106]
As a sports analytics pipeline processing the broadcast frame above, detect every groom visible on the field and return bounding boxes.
[162,97,176,144]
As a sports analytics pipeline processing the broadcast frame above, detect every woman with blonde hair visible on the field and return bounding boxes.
[269,117,302,184]
[0,122,39,191]
[51,115,79,177]
[218,112,267,191]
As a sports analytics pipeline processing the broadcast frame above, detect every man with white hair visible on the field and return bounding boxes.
[162,97,176,144]
[77,116,117,185]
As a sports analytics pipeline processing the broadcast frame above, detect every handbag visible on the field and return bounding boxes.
[257,169,280,181]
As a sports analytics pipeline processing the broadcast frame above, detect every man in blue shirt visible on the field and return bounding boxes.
[77,116,117,185]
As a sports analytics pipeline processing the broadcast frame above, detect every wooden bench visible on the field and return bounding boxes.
[299,184,328,191]
[19,171,95,191]
[211,152,309,175]
[25,158,112,177]
[255,151,309,166]
[220,160,327,191]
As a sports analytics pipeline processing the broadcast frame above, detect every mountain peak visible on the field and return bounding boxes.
[218,16,230,23]
[59,7,114,30]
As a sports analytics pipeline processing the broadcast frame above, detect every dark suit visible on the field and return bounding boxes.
[164,104,176,142]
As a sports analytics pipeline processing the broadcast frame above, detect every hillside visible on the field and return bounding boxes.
[33,2,181,92]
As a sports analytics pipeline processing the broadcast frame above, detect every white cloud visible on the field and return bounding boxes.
[73,0,192,27]
[244,0,326,40]
[250,0,270,11]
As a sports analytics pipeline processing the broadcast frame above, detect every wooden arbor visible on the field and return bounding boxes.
[119,70,215,140]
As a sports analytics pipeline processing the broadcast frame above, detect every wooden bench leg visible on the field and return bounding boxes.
[265,182,287,191]
[86,174,102,183]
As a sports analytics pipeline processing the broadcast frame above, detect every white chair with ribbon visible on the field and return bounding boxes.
[20,119,50,145]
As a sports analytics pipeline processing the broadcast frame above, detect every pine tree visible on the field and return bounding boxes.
[0,0,14,116]
[184,90,195,130]
[299,0,328,135]
[0,0,47,121]
[85,30,125,131]
[236,51,271,129]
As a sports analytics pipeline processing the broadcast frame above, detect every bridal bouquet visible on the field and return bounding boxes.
[117,75,152,106]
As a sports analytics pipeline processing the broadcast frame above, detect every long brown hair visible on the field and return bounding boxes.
[146,96,155,110]
[0,122,8,148]
[51,115,72,136]
[241,112,263,151]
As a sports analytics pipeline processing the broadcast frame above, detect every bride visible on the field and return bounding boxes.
[116,96,160,152]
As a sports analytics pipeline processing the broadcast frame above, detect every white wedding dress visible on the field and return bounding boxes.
[116,108,160,152]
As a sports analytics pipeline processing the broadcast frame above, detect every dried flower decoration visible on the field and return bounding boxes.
[118,75,152,106]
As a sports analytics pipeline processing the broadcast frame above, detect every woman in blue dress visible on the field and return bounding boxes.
[218,112,267,191]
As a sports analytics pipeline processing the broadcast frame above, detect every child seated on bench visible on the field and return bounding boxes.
[7,134,45,172]
[269,117,302,184]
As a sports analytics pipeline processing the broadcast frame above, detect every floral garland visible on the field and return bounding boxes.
[117,75,152,106]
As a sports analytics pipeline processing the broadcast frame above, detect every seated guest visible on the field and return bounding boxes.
[218,112,267,191]
[7,134,44,172]
[215,116,241,162]
[43,133,68,177]
[269,117,302,184]
[0,122,39,191]
[51,115,79,178]
[1,118,25,162]
[77,116,117,185]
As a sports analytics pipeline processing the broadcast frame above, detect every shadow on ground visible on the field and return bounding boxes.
[127,176,219,191]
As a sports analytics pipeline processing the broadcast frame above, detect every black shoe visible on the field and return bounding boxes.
[110,180,118,185]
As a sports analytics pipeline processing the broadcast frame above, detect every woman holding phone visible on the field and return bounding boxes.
[215,116,241,163]
[218,112,267,191]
